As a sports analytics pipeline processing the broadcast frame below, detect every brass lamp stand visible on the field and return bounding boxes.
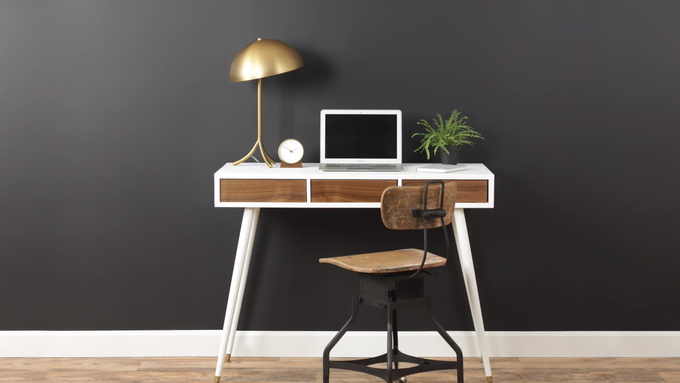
[229,38,304,167]
[234,78,275,166]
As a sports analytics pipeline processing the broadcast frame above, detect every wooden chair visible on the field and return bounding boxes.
[319,181,464,383]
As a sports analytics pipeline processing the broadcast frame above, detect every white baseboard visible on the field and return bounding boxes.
[1,330,679,358]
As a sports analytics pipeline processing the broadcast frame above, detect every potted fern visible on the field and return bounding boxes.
[412,110,484,164]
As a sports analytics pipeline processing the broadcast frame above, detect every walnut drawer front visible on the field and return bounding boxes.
[311,180,398,203]
[220,179,307,203]
[401,179,488,203]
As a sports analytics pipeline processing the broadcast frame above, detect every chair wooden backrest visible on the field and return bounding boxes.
[380,182,457,231]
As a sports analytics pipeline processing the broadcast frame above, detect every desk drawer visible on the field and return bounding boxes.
[402,179,488,203]
[311,180,398,203]
[220,179,306,203]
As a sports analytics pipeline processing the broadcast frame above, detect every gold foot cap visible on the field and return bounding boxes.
[226,354,231,362]
[214,377,220,383]
[487,377,493,383]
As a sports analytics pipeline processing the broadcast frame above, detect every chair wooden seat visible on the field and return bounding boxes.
[319,248,446,274]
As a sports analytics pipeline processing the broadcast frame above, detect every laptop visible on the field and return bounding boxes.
[319,109,403,171]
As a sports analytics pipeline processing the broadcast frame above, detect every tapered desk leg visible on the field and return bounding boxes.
[225,208,260,359]
[215,208,260,383]
[451,208,493,383]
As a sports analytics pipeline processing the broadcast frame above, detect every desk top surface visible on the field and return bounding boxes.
[215,162,493,180]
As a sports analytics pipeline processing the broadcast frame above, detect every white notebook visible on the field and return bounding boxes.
[416,164,467,173]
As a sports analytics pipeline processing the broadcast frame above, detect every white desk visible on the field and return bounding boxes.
[213,163,495,383]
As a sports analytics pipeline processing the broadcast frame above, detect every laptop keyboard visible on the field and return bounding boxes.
[326,163,398,168]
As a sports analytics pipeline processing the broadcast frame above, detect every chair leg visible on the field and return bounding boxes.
[425,297,464,383]
[323,296,360,383]
[386,308,394,383]
[392,308,399,373]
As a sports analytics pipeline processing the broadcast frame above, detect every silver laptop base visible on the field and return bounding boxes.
[320,163,403,172]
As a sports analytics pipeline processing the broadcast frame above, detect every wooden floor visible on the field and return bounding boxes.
[1,357,679,383]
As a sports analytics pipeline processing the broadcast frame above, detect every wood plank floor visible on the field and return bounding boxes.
[1,357,679,383]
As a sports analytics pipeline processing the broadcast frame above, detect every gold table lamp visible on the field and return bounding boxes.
[230,38,304,167]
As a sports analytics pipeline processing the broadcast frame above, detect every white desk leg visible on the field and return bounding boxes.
[215,207,260,383]
[451,208,493,383]
[225,208,259,359]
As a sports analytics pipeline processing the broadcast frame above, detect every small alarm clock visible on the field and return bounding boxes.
[278,138,304,168]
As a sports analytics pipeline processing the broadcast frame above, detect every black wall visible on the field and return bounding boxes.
[1,1,679,332]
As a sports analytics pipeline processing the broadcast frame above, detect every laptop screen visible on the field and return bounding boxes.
[325,114,397,159]
[320,110,402,163]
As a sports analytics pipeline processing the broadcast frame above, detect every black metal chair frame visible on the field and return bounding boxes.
[322,182,464,383]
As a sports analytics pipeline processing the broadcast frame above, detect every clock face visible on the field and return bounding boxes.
[278,139,304,164]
